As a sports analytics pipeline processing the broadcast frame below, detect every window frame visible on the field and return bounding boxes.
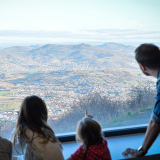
[57,124,147,142]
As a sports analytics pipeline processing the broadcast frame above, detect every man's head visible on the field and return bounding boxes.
[135,44,160,76]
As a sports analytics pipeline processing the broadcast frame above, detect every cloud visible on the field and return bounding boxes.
[0,30,70,37]
[0,29,160,44]
[81,29,160,36]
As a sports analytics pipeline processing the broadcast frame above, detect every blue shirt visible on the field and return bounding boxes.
[151,67,160,124]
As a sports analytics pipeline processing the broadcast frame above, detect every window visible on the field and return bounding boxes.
[0,0,159,140]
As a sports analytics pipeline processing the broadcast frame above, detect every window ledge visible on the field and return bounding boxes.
[62,133,160,160]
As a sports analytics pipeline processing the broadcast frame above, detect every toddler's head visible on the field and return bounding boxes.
[76,117,103,147]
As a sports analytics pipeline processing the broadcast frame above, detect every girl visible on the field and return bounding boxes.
[67,110,111,160]
[13,95,64,160]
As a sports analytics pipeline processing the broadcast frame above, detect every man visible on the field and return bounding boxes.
[0,136,12,160]
[122,43,160,157]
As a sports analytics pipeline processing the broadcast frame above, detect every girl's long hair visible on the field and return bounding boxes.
[76,117,103,160]
[13,95,62,153]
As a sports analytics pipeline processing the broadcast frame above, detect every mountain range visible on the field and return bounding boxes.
[0,42,138,73]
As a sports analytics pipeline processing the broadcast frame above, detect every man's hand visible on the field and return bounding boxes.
[122,120,160,158]
[122,148,142,157]
[85,110,93,118]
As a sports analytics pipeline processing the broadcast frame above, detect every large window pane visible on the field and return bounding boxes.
[0,0,159,139]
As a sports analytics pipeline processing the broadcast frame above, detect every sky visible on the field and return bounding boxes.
[0,0,160,46]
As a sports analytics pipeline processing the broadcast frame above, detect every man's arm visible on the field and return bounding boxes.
[122,119,160,156]
[142,119,160,152]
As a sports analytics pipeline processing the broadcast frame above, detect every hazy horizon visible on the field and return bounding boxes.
[0,41,160,50]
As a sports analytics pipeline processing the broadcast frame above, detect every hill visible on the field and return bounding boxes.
[96,42,135,54]
[0,43,138,73]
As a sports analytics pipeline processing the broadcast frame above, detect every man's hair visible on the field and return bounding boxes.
[135,43,160,69]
